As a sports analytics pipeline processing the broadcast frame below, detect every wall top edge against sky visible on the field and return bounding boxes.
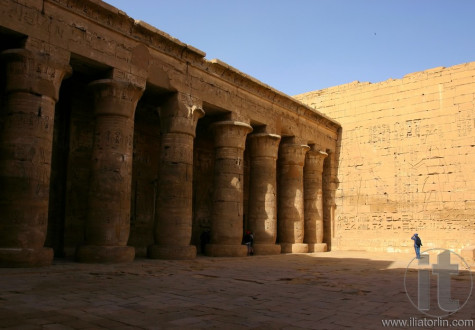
[103,0,475,96]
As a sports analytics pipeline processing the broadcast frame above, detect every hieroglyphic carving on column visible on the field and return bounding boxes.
[76,79,144,263]
[304,148,328,252]
[206,121,253,257]
[0,48,71,267]
[148,92,204,260]
[248,133,281,255]
[278,142,310,253]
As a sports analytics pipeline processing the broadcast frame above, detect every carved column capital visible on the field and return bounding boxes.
[158,92,205,136]
[88,79,144,118]
[248,133,281,159]
[211,121,253,149]
[305,149,328,172]
[279,143,310,166]
[1,48,72,101]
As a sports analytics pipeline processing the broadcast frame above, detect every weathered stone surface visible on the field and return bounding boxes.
[281,243,309,254]
[75,245,134,264]
[253,243,282,255]
[148,93,204,260]
[128,102,160,257]
[76,79,144,263]
[461,246,475,265]
[248,133,281,255]
[308,243,328,253]
[207,121,252,257]
[1,0,472,264]
[278,143,310,253]
[2,251,474,327]
[0,0,339,265]
[0,48,70,267]
[296,64,475,253]
[304,148,328,252]
[148,245,197,260]
[0,248,53,268]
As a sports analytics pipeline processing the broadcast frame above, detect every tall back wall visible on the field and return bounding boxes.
[296,64,475,253]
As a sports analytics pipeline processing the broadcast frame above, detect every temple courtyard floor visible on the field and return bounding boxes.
[0,251,474,330]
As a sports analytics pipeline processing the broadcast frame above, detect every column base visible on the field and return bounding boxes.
[281,243,308,254]
[148,245,196,260]
[253,244,282,255]
[0,247,53,267]
[308,243,328,253]
[76,245,135,263]
[205,244,248,257]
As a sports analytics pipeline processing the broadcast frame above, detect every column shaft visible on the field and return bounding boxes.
[323,150,338,251]
[148,93,204,260]
[278,143,310,253]
[304,149,328,252]
[248,133,281,255]
[0,49,70,267]
[206,121,252,257]
[76,79,143,263]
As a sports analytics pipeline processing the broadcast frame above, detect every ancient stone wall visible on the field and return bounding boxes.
[295,64,475,253]
[0,0,339,266]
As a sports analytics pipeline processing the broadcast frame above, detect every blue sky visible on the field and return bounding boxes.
[105,0,475,96]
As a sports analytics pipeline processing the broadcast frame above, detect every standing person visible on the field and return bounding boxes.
[411,233,422,259]
[243,230,254,256]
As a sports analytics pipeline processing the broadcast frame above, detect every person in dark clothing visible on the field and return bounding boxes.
[243,230,254,256]
[411,233,422,259]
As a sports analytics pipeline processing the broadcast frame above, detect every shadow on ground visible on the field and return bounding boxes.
[0,252,473,329]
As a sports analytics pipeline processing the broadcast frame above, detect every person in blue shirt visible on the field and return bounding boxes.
[411,233,422,259]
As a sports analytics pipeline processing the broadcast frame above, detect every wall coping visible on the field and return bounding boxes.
[48,0,340,130]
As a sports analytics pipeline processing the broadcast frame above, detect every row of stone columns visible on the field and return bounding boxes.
[275,143,328,254]
[0,47,329,266]
[204,121,329,257]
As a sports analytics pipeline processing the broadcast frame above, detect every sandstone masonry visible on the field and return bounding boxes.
[295,65,475,254]
[0,0,339,266]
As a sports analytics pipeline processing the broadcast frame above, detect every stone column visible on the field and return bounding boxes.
[206,121,252,257]
[248,133,281,255]
[304,148,328,252]
[148,93,204,259]
[76,79,144,263]
[278,143,310,253]
[323,150,338,251]
[0,49,70,267]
